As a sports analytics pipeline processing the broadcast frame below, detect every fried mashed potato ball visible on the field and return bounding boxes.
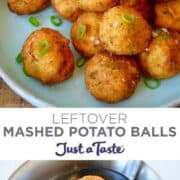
[8,0,50,15]
[71,12,104,57]
[139,30,180,79]
[51,0,82,21]
[99,6,152,55]
[85,52,140,103]
[155,0,180,32]
[22,28,75,84]
[173,32,180,72]
[119,0,153,21]
[79,176,104,180]
[78,0,118,12]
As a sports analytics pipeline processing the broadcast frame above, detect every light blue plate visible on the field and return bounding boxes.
[0,1,180,107]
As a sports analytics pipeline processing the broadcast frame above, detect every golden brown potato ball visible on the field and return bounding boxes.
[71,12,104,57]
[155,0,180,32]
[119,0,154,21]
[8,0,50,15]
[79,176,104,180]
[22,28,75,84]
[99,6,152,55]
[85,52,140,103]
[139,30,180,79]
[78,0,118,12]
[51,0,83,21]
[171,32,180,73]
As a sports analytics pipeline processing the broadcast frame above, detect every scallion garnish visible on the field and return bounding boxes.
[50,15,63,26]
[36,40,50,57]
[16,52,23,64]
[29,16,40,27]
[22,66,29,76]
[144,77,160,90]
[152,28,170,40]
[152,31,159,38]
[77,24,87,40]
[76,56,86,67]
[155,35,170,41]
[121,13,136,24]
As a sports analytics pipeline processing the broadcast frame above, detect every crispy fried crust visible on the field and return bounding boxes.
[71,12,104,57]
[51,0,83,21]
[8,0,50,15]
[99,6,152,55]
[22,28,75,84]
[85,52,140,103]
[173,32,180,72]
[139,31,180,79]
[119,0,154,21]
[155,0,180,32]
[78,0,118,12]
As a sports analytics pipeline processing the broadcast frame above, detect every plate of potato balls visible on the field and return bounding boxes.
[0,0,179,107]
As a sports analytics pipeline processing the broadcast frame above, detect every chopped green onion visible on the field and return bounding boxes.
[121,13,136,24]
[22,66,29,76]
[152,28,170,40]
[76,57,86,67]
[36,40,50,57]
[77,24,87,40]
[152,31,159,38]
[50,15,63,26]
[16,52,23,64]
[29,16,40,27]
[155,35,170,41]
[144,77,160,90]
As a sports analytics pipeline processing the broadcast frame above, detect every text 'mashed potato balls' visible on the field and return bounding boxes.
[99,6,152,55]
[8,0,50,15]
[79,176,104,180]
[71,12,104,57]
[119,0,154,21]
[78,0,118,12]
[85,52,140,103]
[22,28,75,84]
[155,0,180,32]
[51,0,83,21]
[139,30,180,80]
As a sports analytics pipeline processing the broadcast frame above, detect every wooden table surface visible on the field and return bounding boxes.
[0,79,32,107]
